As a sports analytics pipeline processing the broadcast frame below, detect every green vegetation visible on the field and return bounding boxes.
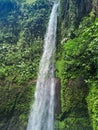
[0,0,51,129]
[0,0,98,130]
[26,0,37,4]
[0,39,43,129]
[56,16,98,129]
[87,81,98,130]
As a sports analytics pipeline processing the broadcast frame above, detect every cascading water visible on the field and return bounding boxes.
[27,2,58,130]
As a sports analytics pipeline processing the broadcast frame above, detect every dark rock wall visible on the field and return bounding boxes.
[92,0,98,16]
[60,0,92,39]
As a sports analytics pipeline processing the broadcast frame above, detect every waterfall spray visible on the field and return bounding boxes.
[27,3,58,130]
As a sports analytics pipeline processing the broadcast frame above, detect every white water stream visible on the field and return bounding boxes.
[27,3,58,130]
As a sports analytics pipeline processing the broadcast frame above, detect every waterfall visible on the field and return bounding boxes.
[27,3,58,130]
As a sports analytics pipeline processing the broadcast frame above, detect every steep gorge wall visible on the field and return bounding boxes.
[92,0,98,15]
[60,0,92,39]
[56,0,98,129]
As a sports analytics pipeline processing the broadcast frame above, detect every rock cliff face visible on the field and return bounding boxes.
[60,0,93,39]
[92,0,98,15]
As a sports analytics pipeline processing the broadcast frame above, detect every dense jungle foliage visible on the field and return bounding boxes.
[0,0,98,130]
[56,16,98,130]
[0,0,51,129]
